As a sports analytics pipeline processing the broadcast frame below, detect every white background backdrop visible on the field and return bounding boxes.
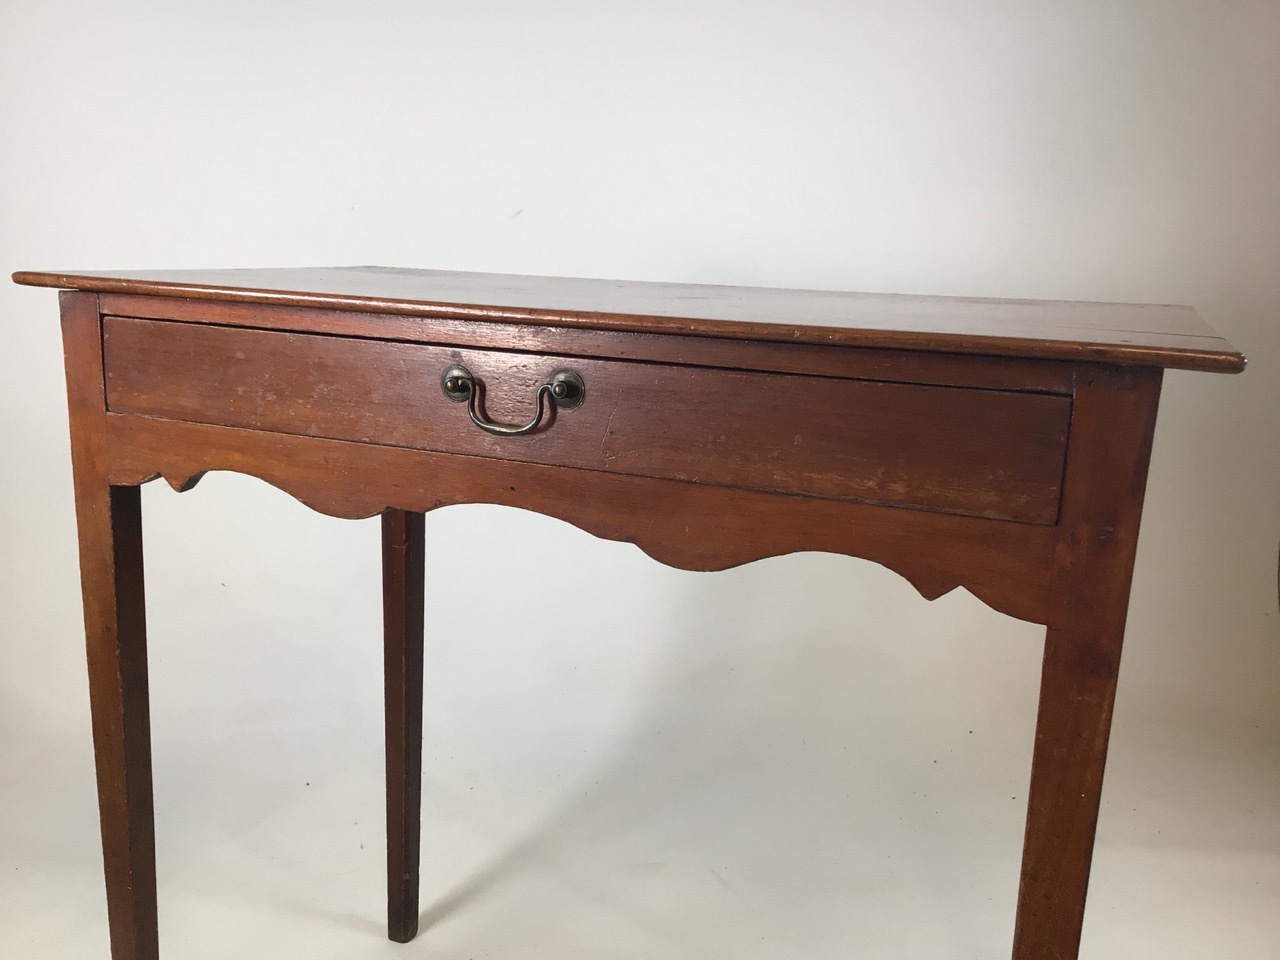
[1,3,1277,958]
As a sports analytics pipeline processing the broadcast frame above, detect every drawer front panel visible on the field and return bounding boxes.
[103,317,1071,523]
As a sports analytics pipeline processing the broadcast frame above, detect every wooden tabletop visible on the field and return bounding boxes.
[13,266,1244,373]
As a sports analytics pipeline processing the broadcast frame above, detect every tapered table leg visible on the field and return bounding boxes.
[382,509,426,942]
[62,291,159,960]
[1014,622,1124,959]
[80,484,157,960]
[1011,366,1163,960]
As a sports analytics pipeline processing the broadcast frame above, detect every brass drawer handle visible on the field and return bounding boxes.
[440,364,585,436]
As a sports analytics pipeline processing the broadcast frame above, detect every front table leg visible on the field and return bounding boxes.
[382,509,426,942]
[77,484,158,960]
[1012,366,1163,959]
[61,291,159,960]
[1014,620,1126,958]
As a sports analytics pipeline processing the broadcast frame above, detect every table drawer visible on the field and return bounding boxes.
[103,317,1071,523]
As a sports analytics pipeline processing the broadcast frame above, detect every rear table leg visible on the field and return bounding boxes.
[382,509,426,942]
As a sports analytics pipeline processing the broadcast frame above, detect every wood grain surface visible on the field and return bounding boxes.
[102,316,1072,523]
[14,266,1245,372]
[61,292,159,960]
[97,293,1079,394]
[1013,365,1164,959]
[101,411,1060,625]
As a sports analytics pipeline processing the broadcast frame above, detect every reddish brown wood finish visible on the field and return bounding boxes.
[61,292,158,960]
[382,510,425,944]
[102,317,1072,523]
[21,268,1244,960]
[15,266,1245,372]
[100,413,1060,624]
[1013,366,1163,958]
[98,293,1079,394]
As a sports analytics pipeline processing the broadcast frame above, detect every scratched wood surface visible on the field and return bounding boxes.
[14,266,1245,372]
[103,316,1073,523]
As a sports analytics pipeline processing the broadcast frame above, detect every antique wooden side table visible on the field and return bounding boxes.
[13,267,1244,959]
